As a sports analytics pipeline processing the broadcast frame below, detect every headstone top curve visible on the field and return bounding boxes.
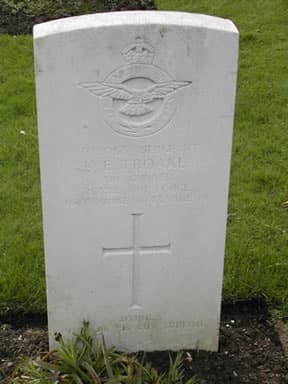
[33,11,238,40]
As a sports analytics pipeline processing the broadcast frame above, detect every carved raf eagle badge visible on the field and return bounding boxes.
[79,38,192,138]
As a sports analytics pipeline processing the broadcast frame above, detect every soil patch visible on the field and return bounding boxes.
[0,0,156,35]
[1,300,287,384]
[274,317,288,359]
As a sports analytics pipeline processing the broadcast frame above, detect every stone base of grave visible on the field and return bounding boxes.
[1,300,287,384]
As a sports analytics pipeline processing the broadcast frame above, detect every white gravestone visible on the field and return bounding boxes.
[34,11,238,352]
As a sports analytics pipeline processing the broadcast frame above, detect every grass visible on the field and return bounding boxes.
[0,35,46,312]
[0,0,288,313]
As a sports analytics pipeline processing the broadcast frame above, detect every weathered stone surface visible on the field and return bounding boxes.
[34,11,239,351]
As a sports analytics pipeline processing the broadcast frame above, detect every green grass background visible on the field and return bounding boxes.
[0,0,287,313]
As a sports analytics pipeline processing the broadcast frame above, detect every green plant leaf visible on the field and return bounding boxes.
[101,335,114,380]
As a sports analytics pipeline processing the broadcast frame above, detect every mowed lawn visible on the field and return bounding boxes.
[0,0,287,313]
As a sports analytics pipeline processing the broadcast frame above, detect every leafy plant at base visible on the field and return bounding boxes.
[11,321,197,384]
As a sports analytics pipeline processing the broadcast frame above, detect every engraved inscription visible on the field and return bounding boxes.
[79,38,192,137]
[103,214,171,309]
[80,144,198,154]
[77,156,185,172]
[65,143,208,208]
[72,181,205,207]
[97,316,204,333]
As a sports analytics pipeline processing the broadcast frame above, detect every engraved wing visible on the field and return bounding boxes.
[80,82,133,101]
[141,81,192,103]
[80,80,192,117]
